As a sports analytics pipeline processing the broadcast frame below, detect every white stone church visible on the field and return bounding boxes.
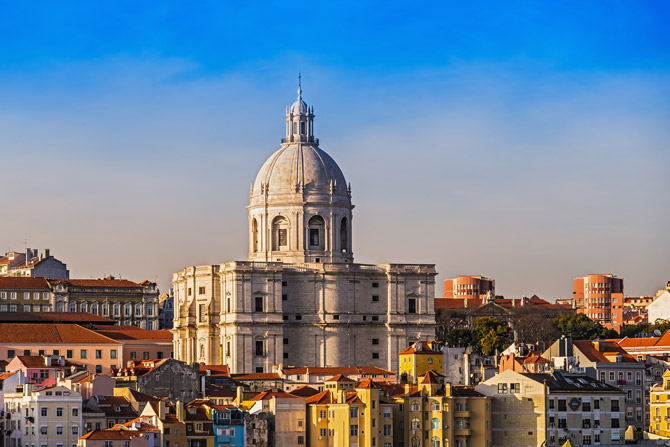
[172,84,437,374]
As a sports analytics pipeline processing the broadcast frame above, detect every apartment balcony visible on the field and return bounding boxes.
[454,410,472,418]
[454,428,471,436]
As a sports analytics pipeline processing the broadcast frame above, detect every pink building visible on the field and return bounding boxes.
[6,355,86,387]
[93,326,172,364]
[0,323,122,374]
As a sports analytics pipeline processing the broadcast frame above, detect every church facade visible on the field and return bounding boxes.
[171,84,437,374]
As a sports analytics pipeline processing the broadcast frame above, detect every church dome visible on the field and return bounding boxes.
[290,98,309,115]
[252,144,348,196]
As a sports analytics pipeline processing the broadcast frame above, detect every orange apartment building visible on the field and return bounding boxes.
[573,274,624,331]
[443,275,495,299]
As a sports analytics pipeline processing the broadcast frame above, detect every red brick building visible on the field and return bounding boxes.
[443,275,495,299]
[573,274,624,331]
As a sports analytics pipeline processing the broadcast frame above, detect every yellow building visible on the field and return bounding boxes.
[650,369,670,437]
[399,341,444,384]
[393,371,492,447]
[306,375,394,447]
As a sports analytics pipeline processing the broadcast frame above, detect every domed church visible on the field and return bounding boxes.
[172,82,437,374]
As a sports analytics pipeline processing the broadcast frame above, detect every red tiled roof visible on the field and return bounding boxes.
[417,370,443,384]
[0,324,120,344]
[0,312,115,324]
[356,379,380,389]
[232,372,281,381]
[79,429,140,440]
[618,337,659,348]
[248,390,300,401]
[58,278,142,287]
[524,355,550,364]
[574,340,637,363]
[282,366,394,377]
[94,328,172,341]
[0,277,50,290]
[400,341,441,355]
[305,390,332,404]
[199,364,231,377]
[14,356,84,369]
[324,374,355,383]
[289,385,320,398]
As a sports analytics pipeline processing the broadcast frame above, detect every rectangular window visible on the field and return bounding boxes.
[558,400,566,411]
[96,365,102,374]
[41,408,48,417]
[309,229,319,246]
[198,287,205,294]
[57,426,63,435]
[80,349,87,359]
[255,296,263,312]
[110,350,117,359]
[372,295,379,302]
[130,351,137,360]
[408,298,416,314]
[372,282,379,288]
[143,352,150,360]
[96,349,102,359]
[7,349,15,358]
[278,229,287,246]
[57,407,63,417]
[255,341,264,356]
[372,338,379,345]
[372,352,380,359]
[498,383,508,394]
[199,304,206,322]
[72,408,79,417]
[282,294,288,301]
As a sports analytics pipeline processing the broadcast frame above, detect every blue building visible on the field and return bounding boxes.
[209,404,245,447]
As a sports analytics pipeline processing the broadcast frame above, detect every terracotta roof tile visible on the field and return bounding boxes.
[305,390,332,404]
[0,323,120,344]
[0,277,50,290]
[324,374,355,383]
[289,385,320,397]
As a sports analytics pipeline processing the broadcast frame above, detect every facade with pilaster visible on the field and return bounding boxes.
[172,83,437,374]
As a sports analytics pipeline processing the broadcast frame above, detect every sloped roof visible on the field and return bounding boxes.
[199,364,230,377]
[324,374,355,383]
[248,390,301,401]
[0,324,120,344]
[356,379,380,389]
[232,372,281,381]
[289,385,320,397]
[573,340,637,363]
[522,372,623,392]
[400,341,441,355]
[94,327,172,341]
[524,355,550,364]
[281,365,394,376]
[0,277,50,290]
[305,390,332,404]
[14,356,84,369]
[0,312,115,325]
[418,370,444,384]
[79,429,139,440]
[57,279,142,288]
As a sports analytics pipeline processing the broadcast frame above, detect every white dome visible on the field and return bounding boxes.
[290,98,309,115]
[252,144,348,197]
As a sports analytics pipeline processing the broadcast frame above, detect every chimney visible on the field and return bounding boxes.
[158,401,166,420]
[176,400,184,422]
[45,248,51,258]
[44,356,52,367]
[26,248,30,265]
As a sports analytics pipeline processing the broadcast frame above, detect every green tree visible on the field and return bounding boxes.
[445,327,477,348]
[473,317,512,355]
[553,313,616,340]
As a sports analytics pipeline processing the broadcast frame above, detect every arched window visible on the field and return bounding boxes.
[411,400,421,412]
[430,401,440,412]
[411,437,421,447]
[113,303,120,316]
[431,437,440,447]
[431,418,440,429]
[91,303,98,315]
[68,302,76,312]
[410,417,421,430]
[252,218,259,253]
[124,303,132,316]
[308,216,325,249]
[80,303,88,313]
[272,216,289,251]
[340,217,348,252]
[102,303,109,316]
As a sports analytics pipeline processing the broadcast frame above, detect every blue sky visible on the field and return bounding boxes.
[1,2,668,299]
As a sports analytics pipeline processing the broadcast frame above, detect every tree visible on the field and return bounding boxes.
[444,328,477,348]
[553,313,616,340]
[473,317,512,355]
[621,319,670,338]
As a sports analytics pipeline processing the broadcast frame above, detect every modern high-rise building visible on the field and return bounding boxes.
[573,274,624,330]
[443,275,495,299]
[171,83,437,374]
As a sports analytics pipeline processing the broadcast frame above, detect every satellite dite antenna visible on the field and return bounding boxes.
[654,329,662,337]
